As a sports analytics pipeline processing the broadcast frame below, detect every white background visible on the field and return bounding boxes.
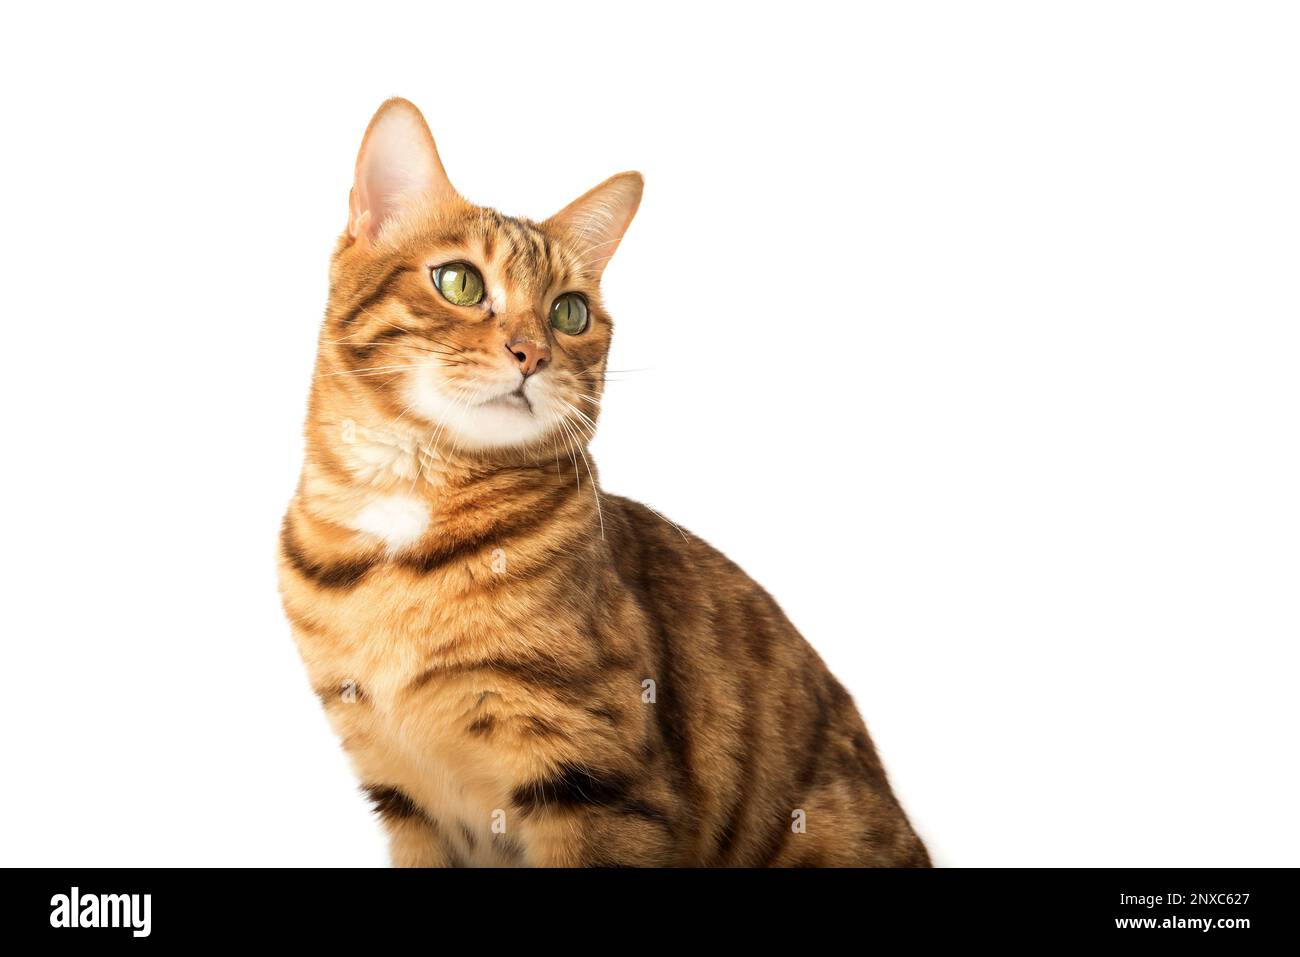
[1,1,1296,867]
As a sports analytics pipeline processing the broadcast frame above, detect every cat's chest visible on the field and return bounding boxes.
[294,566,534,860]
[296,561,501,698]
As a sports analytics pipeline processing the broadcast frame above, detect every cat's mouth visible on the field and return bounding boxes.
[480,385,533,414]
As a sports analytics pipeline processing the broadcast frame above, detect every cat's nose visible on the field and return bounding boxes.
[505,338,550,377]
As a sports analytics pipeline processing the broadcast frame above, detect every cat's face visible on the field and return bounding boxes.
[321,99,641,457]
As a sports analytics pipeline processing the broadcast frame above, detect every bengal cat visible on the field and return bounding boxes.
[278,98,929,867]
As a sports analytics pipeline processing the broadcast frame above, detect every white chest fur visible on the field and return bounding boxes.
[345,493,429,552]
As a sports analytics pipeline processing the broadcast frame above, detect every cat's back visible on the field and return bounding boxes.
[604,495,814,675]
[603,496,930,866]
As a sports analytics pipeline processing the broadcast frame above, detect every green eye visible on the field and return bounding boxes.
[550,293,589,335]
[433,262,485,306]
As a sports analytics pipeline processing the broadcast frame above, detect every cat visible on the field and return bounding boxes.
[278,98,930,867]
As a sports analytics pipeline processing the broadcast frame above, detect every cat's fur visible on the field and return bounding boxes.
[278,98,929,867]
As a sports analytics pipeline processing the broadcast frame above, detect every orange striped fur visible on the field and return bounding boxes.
[278,98,929,867]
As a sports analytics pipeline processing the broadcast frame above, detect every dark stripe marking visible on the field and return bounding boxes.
[348,325,413,363]
[520,715,568,739]
[280,518,375,590]
[755,663,835,867]
[710,663,759,865]
[338,263,409,328]
[466,714,496,736]
[511,763,669,827]
[362,785,427,822]
[398,490,573,577]
[314,679,367,706]
[458,822,477,852]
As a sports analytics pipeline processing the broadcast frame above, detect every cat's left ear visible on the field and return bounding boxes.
[544,172,643,276]
[348,98,460,245]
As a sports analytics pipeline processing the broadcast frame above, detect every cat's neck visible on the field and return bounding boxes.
[297,398,596,554]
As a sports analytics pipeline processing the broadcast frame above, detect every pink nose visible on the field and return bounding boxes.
[506,338,550,376]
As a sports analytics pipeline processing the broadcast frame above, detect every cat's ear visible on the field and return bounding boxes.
[544,172,643,276]
[348,98,459,244]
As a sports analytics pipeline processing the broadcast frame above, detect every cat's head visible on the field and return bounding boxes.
[318,98,640,458]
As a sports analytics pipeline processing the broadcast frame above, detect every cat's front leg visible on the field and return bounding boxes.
[362,785,456,867]
[386,817,453,868]
[519,813,679,867]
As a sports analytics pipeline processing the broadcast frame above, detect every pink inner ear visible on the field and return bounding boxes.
[362,160,421,223]
[351,105,448,240]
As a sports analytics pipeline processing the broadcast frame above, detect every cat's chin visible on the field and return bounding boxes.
[452,401,551,451]
[403,374,553,452]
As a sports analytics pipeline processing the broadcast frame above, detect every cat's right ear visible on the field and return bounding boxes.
[347,98,459,246]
